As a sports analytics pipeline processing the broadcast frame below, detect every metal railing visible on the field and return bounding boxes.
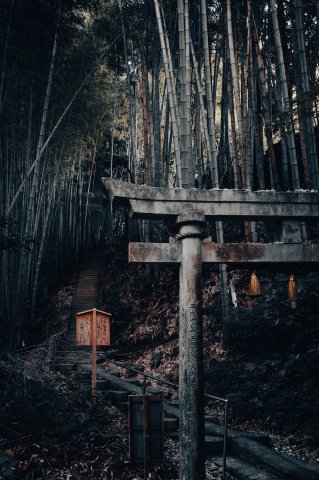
[51,336,229,478]
[50,334,62,371]
[103,357,229,479]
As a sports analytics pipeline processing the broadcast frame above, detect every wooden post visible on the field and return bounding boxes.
[92,307,97,406]
[128,394,164,467]
[177,212,206,480]
[143,395,150,480]
[76,308,111,407]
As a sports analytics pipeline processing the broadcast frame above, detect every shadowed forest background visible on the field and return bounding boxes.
[0,0,319,478]
[1,0,319,348]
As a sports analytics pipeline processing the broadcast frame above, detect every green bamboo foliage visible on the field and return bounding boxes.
[252,23,280,188]
[190,40,213,177]
[226,0,246,188]
[178,0,191,188]
[16,18,59,335]
[246,0,254,191]
[185,0,193,186]
[140,48,151,185]
[270,0,300,190]
[200,0,219,187]
[153,0,182,186]
[0,1,123,346]
[152,38,162,187]
[2,0,319,347]
[293,0,319,190]
[0,0,15,110]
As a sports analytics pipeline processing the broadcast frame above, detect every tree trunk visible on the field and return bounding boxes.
[190,40,213,183]
[252,23,279,188]
[201,0,218,186]
[0,0,15,110]
[270,0,300,190]
[154,0,182,186]
[226,0,245,186]
[293,0,319,189]
[178,0,191,188]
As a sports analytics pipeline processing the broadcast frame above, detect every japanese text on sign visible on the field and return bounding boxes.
[76,309,111,346]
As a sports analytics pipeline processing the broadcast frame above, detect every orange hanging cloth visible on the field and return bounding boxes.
[249,272,261,296]
[288,274,297,310]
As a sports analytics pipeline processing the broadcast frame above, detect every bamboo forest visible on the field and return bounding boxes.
[0,0,319,479]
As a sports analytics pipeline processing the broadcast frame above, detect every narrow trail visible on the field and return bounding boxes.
[66,249,105,345]
[53,251,319,480]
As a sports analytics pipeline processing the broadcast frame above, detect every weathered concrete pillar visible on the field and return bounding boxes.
[177,211,206,480]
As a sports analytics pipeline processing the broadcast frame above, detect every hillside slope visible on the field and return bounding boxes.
[100,239,319,463]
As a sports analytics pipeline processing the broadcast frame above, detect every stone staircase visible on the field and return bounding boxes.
[68,249,105,343]
[56,248,105,371]
[54,354,319,480]
[53,249,319,480]
[55,353,225,457]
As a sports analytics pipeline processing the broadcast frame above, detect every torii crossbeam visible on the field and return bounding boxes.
[103,178,319,480]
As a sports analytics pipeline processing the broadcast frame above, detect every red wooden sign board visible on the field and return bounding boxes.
[76,308,111,346]
[76,308,111,406]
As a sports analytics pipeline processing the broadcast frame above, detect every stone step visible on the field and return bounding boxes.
[58,344,82,351]
[210,454,281,480]
[85,378,126,390]
[72,285,96,289]
[56,353,91,360]
[165,432,223,454]
[117,401,128,414]
[57,363,77,372]
[59,344,93,352]
[205,436,224,455]
[101,390,129,402]
[56,350,90,358]
[80,372,121,387]
[76,357,92,367]
[123,378,141,386]
[70,307,97,312]
[164,417,179,432]
[103,370,121,377]
[96,379,112,390]
[71,298,98,303]
[69,371,91,382]
[165,431,179,440]
[204,414,221,423]
[71,297,97,301]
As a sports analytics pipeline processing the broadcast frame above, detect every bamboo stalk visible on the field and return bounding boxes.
[201,0,219,187]
[226,0,245,185]
[270,0,300,190]
[153,0,182,186]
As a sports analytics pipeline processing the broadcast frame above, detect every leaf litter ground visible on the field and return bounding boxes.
[1,242,318,478]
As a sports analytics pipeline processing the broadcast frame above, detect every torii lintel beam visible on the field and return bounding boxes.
[102,178,319,220]
[129,242,319,264]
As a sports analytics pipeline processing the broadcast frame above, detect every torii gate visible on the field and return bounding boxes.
[103,178,319,480]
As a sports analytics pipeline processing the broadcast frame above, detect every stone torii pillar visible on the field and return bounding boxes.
[177,211,207,478]
[103,178,319,480]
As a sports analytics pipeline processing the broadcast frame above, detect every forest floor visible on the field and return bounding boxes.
[0,239,319,479]
[99,240,319,463]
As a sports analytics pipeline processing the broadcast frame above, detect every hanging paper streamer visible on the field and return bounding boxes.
[288,274,297,310]
[249,271,261,296]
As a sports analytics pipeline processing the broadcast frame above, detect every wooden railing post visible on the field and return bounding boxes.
[92,307,97,406]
